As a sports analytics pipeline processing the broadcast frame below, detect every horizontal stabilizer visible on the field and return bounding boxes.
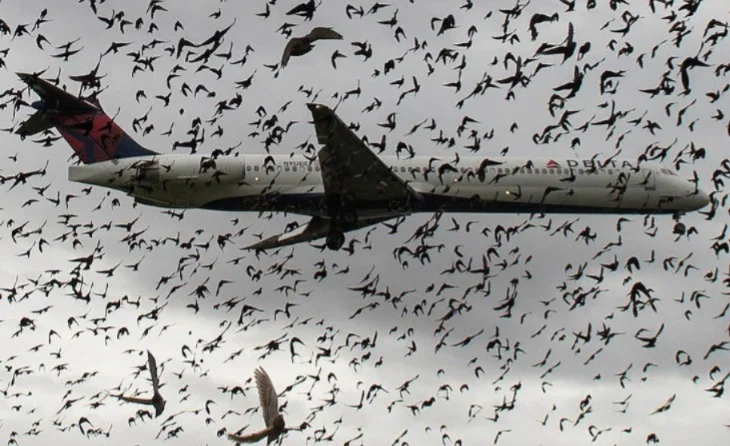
[17,72,100,114]
[16,109,53,137]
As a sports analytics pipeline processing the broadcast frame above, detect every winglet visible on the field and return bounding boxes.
[306,103,338,145]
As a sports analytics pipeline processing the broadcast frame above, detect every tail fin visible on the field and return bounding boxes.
[16,72,157,164]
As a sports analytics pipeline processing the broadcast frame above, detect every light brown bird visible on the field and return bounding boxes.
[281,27,343,67]
[115,350,166,417]
[228,367,307,444]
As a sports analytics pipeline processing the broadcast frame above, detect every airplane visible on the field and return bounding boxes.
[15,72,710,251]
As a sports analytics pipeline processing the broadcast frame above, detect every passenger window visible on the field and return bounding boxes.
[401,166,406,172]
[254,165,259,171]
[549,169,554,174]
[246,165,251,171]
[315,166,320,172]
[292,166,297,172]
[542,169,547,174]
[527,168,532,173]
[308,166,312,172]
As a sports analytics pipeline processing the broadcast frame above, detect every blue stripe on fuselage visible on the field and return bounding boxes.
[198,192,676,216]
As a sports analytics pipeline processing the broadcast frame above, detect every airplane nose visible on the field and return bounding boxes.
[682,189,710,211]
[695,189,710,209]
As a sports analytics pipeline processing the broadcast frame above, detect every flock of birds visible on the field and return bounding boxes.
[0,0,729,445]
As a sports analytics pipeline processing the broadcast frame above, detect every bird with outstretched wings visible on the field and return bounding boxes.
[228,367,307,444]
[281,27,343,67]
[115,350,166,417]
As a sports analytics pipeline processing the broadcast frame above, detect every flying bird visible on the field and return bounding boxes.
[115,351,166,417]
[228,367,307,444]
[281,27,343,67]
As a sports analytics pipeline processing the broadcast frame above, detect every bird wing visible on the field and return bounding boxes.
[281,39,298,67]
[680,66,690,92]
[308,27,343,41]
[118,395,153,405]
[228,428,272,443]
[254,367,278,427]
[147,351,160,393]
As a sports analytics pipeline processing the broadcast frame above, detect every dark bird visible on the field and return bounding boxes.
[635,324,664,348]
[286,0,319,21]
[679,56,710,94]
[431,14,456,36]
[330,50,346,69]
[281,27,343,67]
[529,13,559,41]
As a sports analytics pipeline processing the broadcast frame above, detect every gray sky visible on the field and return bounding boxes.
[0,0,728,445]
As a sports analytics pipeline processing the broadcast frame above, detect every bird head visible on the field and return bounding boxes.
[154,394,166,417]
[155,401,166,417]
[272,414,286,430]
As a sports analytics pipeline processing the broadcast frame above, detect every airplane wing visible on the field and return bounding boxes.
[246,104,417,251]
[244,215,393,251]
[306,103,423,207]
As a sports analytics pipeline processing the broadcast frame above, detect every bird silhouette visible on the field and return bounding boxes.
[281,27,342,67]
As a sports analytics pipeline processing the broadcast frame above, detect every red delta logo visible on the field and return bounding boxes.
[546,160,560,169]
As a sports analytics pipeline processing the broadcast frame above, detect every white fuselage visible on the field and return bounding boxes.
[68,153,709,218]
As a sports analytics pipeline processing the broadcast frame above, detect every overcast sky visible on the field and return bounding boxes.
[0,0,728,445]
